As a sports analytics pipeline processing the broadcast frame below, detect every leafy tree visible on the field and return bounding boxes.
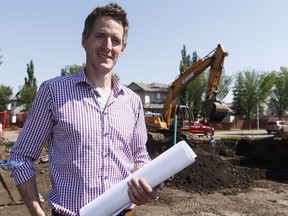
[232,72,246,116]
[61,64,86,76]
[268,67,288,119]
[217,70,233,101]
[20,60,37,111]
[232,69,274,121]
[179,45,191,106]
[0,84,13,111]
[179,46,206,119]
[179,45,192,76]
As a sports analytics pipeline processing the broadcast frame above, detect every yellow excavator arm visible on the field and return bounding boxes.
[163,44,229,128]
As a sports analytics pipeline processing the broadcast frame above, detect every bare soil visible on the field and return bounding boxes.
[1,136,288,216]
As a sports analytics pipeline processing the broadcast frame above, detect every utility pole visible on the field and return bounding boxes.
[257,102,259,130]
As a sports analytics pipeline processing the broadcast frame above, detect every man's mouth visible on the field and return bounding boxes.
[98,53,112,59]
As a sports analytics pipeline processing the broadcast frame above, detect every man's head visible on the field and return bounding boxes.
[82,3,129,45]
[82,3,129,75]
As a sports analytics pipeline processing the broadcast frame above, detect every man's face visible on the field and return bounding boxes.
[82,16,126,74]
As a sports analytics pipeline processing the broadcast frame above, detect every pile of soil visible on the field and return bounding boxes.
[146,136,288,194]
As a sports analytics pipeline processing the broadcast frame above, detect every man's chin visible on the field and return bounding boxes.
[97,63,114,73]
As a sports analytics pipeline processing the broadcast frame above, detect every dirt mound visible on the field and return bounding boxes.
[146,137,288,194]
[168,148,265,194]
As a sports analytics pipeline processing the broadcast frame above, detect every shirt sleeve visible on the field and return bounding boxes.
[10,82,54,185]
[0,159,28,171]
[131,99,151,167]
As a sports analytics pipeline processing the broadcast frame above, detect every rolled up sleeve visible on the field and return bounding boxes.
[10,82,54,185]
[10,161,36,185]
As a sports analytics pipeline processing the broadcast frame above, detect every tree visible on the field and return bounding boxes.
[20,60,37,111]
[61,64,86,76]
[179,45,191,106]
[217,70,233,101]
[179,45,192,76]
[0,84,13,111]
[232,69,274,121]
[232,72,246,117]
[268,67,288,119]
[179,46,206,119]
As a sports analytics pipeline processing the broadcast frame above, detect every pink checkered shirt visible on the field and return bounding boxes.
[10,70,150,216]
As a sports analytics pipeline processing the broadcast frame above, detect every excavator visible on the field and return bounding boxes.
[145,44,229,134]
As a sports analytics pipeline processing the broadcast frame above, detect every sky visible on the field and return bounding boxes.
[1,0,287,102]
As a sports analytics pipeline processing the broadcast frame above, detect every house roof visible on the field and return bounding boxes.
[9,92,21,101]
[128,82,168,92]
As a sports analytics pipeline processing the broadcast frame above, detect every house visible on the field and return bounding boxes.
[7,92,23,113]
[127,82,168,113]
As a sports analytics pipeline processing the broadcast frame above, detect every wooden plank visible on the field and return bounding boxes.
[0,173,13,206]
[0,170,23,204]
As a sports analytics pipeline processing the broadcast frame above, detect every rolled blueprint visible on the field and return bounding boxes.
[80,140,197,216]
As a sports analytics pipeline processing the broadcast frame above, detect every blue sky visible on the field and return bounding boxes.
[1,0,287,102]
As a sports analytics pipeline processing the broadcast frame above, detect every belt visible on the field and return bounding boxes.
[52,208,135,216]
[116,208,136,216]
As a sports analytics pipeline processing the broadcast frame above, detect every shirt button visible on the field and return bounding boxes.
[104,176,108,180]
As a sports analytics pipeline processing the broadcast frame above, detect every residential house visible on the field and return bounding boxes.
[127,82,168,113]
[7,92,23,113]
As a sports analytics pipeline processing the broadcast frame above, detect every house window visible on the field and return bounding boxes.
[154,93,161,100]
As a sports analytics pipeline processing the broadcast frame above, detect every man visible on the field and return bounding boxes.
[209,136,216,155]
[10,3,163,216]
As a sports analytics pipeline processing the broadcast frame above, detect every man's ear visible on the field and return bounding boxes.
[82,36,87,50]
[120,43,127,56]
[122,43,127,51]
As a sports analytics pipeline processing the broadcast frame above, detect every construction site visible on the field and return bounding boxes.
[1,130,288,216]
[0,44,287,215]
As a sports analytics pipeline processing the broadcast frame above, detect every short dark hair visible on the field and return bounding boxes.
[82,3,129,44]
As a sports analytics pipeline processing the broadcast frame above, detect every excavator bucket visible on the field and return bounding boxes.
[202,100,229,123]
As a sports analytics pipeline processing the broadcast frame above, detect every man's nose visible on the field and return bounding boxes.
[103,37,113,50]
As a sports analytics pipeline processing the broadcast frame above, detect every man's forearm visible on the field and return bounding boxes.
[16,175,46,216]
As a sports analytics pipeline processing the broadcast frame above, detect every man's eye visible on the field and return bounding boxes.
[112,38,121,45]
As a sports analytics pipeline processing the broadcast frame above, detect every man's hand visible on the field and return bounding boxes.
[127,177,165,206]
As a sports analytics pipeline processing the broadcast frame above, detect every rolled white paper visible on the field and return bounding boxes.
[80,140,197,216]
